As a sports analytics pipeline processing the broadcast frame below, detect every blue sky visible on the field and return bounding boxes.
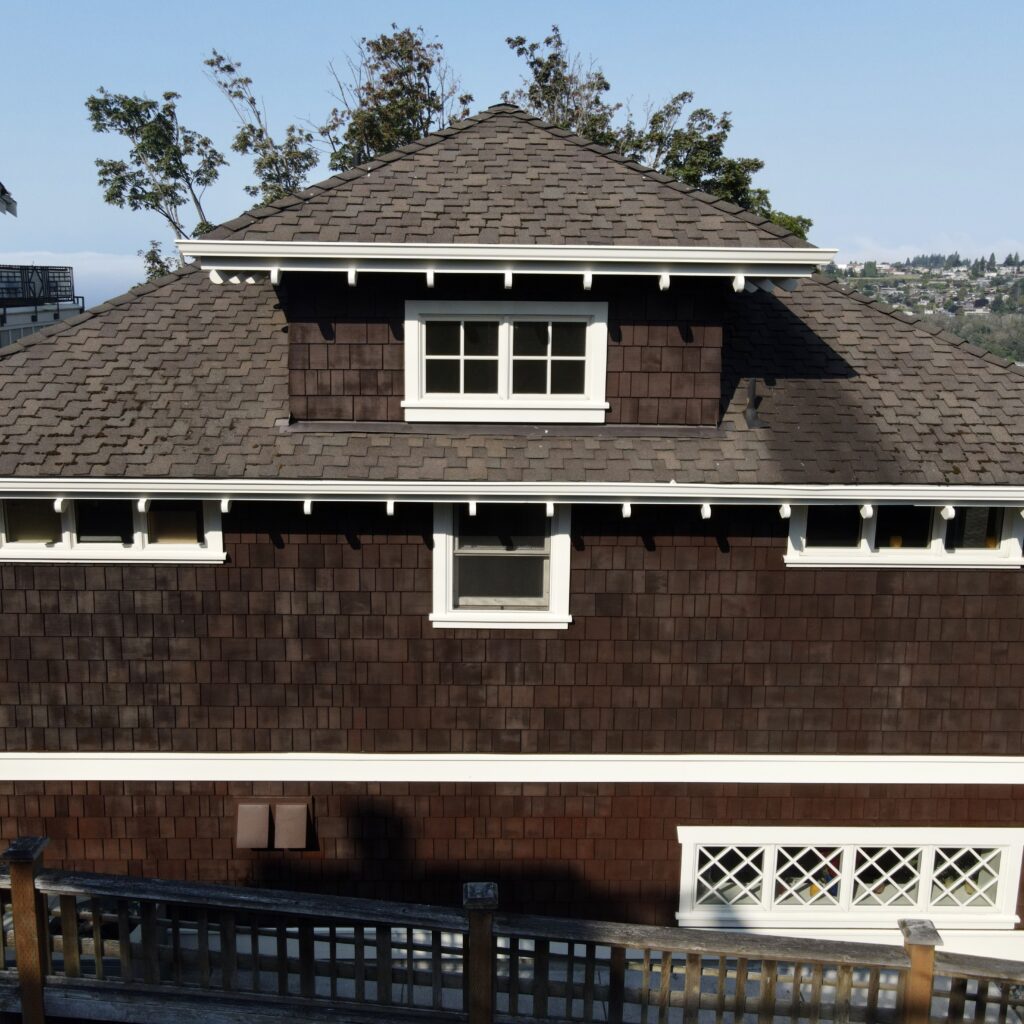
[1,0,1021,304]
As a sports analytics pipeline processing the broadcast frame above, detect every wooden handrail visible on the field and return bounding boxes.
[934,949,1024,984]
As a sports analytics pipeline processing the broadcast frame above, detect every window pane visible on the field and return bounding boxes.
[463,359,498,394]
[805,506,862,547]
[551,321,586,356]
[945,507,1003,551]
[512,321,548,356]
[853,847,921,906]
[931,848,1001,907]
[464,321,498,356]
[5,500,62,544]
[424,321,460,355]
[456,504,547,551]
[425,359,460,394]
[148,501,204,545]
[512,360,547,394]
[774,847,842,906]
[551,360,586,395]
[455,554,547,605]
[75,500,134,545]
[695,846,764,906]
[875,505,932,549]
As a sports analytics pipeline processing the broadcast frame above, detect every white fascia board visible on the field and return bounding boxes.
[176,239,836,278]
[1,479,1023,506]
[0,753,1023,784]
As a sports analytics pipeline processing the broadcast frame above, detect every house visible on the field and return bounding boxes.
[1,104,1023,958]
[0,263,85,348]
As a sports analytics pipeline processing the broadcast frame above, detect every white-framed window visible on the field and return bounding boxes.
[677,826,1024,930]
[0,498,225,562]
[403,301,609,423]
[785,504,1024,568]
[430,503,572,629]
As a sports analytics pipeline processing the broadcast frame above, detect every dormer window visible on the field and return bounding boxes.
[403,301,609,423]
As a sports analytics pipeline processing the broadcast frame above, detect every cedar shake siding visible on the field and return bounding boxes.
[285,274,724,426]
[2,503,1022,755]
[1,780,1023,927]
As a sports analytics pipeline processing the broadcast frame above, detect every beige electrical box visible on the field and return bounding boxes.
[273,803,308,850]
[235,803,270,849]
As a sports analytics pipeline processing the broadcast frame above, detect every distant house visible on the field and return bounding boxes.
[1,105,1024,958]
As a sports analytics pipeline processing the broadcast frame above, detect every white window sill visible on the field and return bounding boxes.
[0,547,226,564]
[404,401,608,424]
[785,552,1023,569]
[429,611,573,630]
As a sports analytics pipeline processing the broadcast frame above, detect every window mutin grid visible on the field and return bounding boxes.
[677,827,1024,929]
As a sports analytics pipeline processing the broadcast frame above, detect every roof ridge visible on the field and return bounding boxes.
[208,103,810,247]
[813,274,1024,381]
[0,263,202,362]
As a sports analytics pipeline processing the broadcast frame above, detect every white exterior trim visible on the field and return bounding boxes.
[430,502,572,629]
[403,301,609,424]
[676,825,1024,931]
[3,480,1024,506]
[0,753,1022,784]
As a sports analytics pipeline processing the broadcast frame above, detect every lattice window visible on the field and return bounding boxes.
[774,846,843,906]
[931,848,1001,908]
[853,847,922,907]
[695,846,764,906]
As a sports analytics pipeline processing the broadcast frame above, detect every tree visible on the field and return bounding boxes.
[503,26,812,238]
[319,25,472,171]
[138,240,179,282]
[85,88,225,239]
[205,50,320,205]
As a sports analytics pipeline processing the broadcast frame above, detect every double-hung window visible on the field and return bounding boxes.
[403,301,609,422]
[431,503,572,629]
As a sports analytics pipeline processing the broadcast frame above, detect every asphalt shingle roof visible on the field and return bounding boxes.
[206,105,806,248]
[1,266,1021,485]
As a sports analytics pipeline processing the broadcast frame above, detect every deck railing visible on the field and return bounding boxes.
[3,837,1024,1024]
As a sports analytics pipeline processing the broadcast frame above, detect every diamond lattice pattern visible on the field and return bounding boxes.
[931,848,1001,907]
[853,847,922,907]
[696,846,765,906]
[774,846,843,906]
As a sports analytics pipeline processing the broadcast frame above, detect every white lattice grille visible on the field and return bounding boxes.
[774,846,843,906]
[853,847,922,907]
[931,848,1001,907]
[695,846,765,906]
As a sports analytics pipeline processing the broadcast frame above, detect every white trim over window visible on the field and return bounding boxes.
[677,826,1024,931]
[785,504,1024,568]
[430,503,572,629]
[403,301,609,423]
[0,499,225,563]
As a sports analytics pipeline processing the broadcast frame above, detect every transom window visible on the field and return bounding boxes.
[404,301,608,423]
[678,827,1024,930]
[0,498,223,562]
[788,504,1024,567]
[431,503,572,629]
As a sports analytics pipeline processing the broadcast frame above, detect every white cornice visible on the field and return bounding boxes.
[176,239,836,283]
[0,479,1022,506]
[0,753,1020,785]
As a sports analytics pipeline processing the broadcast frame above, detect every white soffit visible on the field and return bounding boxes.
[0,753,1020,785]
[176,239,837,283]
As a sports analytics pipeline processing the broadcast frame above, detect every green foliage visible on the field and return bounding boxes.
[205,50,320,205]
[138,240,180,282]
[503,26,812,238]
[320,25,472,171]
[860,261,878,277]
[85,88,224,238]
[926,312,1024,362]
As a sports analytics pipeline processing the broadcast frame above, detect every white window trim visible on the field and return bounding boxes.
[0,500,225,563]
[430,503,572,629]
[677,825,1024,931]
[785,505,1024,568]
[403,301,609,423]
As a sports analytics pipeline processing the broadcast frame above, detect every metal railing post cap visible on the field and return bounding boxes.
[463,881,499,909]
[1,836,49,863]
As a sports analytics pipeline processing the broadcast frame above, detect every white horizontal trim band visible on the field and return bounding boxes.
[0,754,1020,784]
[1,480,1023,505]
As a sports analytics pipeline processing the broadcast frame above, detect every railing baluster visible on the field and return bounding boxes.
[170,905,181,987]
[640,948,652,1024]
[140,901,160,985]
[276,920,288,996]
[355,924,366,1002]
[0,888,7,970]
[973,978,988,1022]
[432,929,444,1010]
[714,955,727,1023]
[657,951,672,1024]
[330,924,338,999]
[116,899,134,983]
[59,894,80,979]
[406,924,415,1005]
[535,938,550,1019]
[734,957,749,1019]
[583,942,596,1022]
[759,959,777,1024]
[948,976,968,1020]
[299,921,315,998]
[683,953,700,1023]
[567,940,578,1018]
[867,965,880,1021]
[609,945,625,1024]
[808,962,823,1024]
[221,910,237,992]
[197,906,210,989]
[789,962,803,1022]
[250,915,261,993]
[835,964,852,1024]
[90,896,105,981]
[996,980,1010,1023]
[376,924,392,1004]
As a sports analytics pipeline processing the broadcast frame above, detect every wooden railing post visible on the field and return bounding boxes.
[463,882,498,1024]
[2,837,50,1024]
[899,918,942,1024]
